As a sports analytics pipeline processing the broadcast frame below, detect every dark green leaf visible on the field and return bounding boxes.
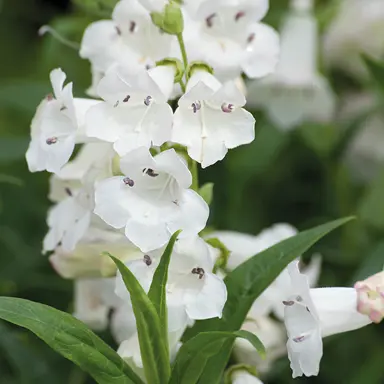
[184,217,354,383]
[108,256,170,384]
[170,330,264,384]
[0,297,143,384]
[148,230,181,357]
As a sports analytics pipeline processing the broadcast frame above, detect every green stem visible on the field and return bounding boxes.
[177,33,188,71]
[190,159,199,191]
[177,33,188,92]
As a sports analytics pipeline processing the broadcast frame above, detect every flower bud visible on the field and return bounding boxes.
[355,271,384,324]
[151,2,184,35]
[156,57,184,83]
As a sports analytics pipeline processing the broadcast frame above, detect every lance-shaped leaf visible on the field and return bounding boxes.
[183,217,354,383]
[148,230,181,356]
[109,255,170,384]
[0,297,143,384]
[169,330,264,384]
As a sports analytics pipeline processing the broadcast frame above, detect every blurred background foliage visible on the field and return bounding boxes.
[0,0,383,383]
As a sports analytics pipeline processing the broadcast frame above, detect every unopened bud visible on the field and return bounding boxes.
[151,2,184,35]
[355,271,384,324]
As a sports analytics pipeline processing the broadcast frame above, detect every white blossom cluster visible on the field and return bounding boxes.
[25,0,379,382]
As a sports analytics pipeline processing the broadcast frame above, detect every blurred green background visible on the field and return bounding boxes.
[0,0,383,383]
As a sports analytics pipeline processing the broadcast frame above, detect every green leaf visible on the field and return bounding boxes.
[148,230,181,357]
[198,183,214,205]
[183,216,354,383]
[362,55,384,95]
[352,241,384,283]
[0,297,143,384]
[108,256,170,384]
[169,330,264,384]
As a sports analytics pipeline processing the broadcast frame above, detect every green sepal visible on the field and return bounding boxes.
[156,57,185,83]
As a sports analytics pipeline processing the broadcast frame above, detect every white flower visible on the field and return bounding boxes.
[185,0,279,80]
[283,261,372,378]
[94,148,209,252]
[73,278,111,331]
[172,71,255,168]
[26,69,98,174]
[43,188,93,253]
[247,0,335,130]
[208,223,321,319]
[232,370,264,384]
[80,0,174,90]
[234,316,286,374]
[49,226,142,278]
[323,0,384,79]
[86,65,174,156]
[115,236,227,326]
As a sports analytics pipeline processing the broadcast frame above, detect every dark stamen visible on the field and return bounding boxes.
[235,11,245,21]
[192,267,205,279]
[206,13,216,28]
[192,101,201,113]
[282,300,295,306]
[143,254,152,266]
[123,177,134,187]
[46,137,58,145]
[114,100,119,108]
[221,103,234,113]
[46,93,54,101]
[247,33,255,44]
[129,21,136,33]
[115,26,122,35]
[60,105,67,111]
[65,187,72,197]
[143,168,159,177]
[144,96,152,106]
[123,95,130,103]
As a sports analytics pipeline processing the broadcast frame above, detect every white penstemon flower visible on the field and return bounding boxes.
[247,0,335,130]
[94,147,209,252]
[80,0,175,93]
[86,65,174,156]
[26,68,98,174]
[173,70,255,168]
[185,0,279,80]
[282,260,372,378]
[115,236,227,326]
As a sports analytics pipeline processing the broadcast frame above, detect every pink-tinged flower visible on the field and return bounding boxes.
[355,271,384,324]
